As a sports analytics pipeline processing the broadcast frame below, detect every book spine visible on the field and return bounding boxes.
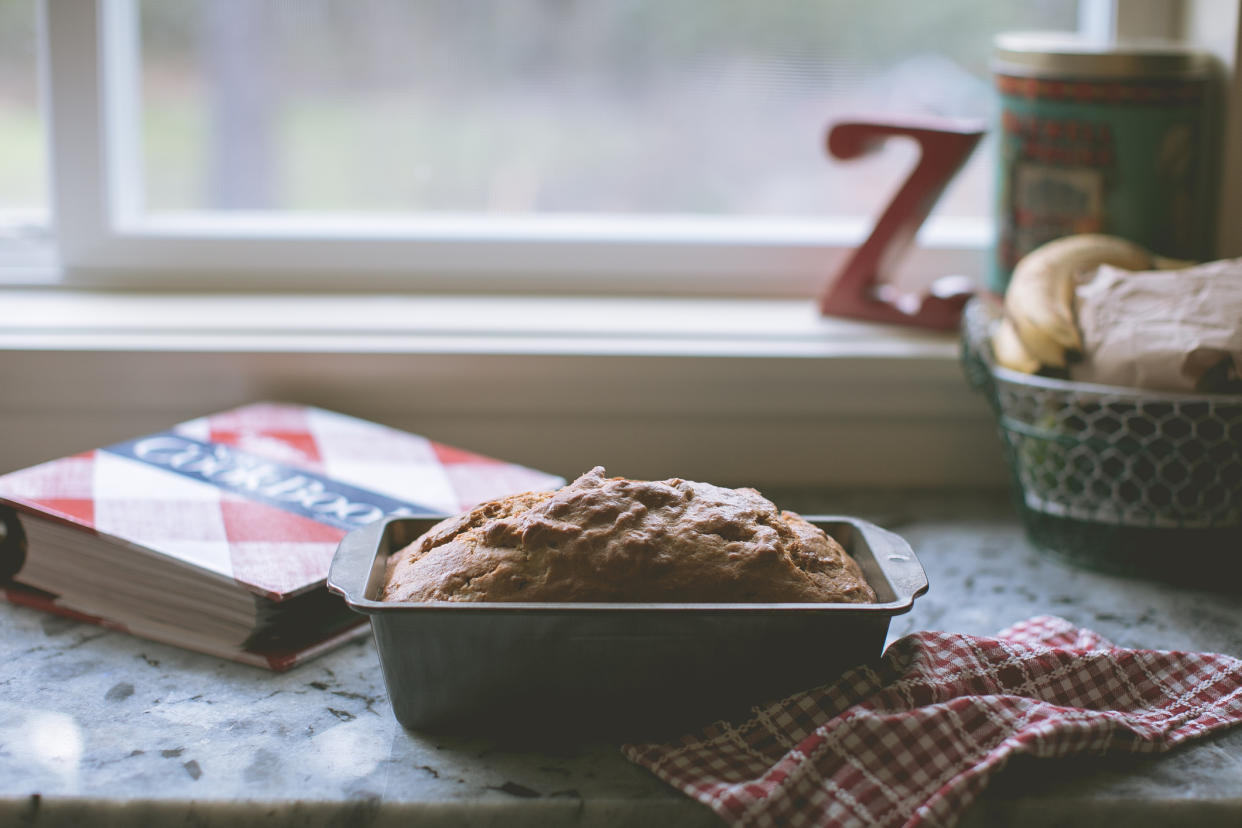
[0,506,25,582]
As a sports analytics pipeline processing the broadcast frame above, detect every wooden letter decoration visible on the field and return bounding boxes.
[819,117,985,329]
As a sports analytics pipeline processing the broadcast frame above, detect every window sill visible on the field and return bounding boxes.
[0,289,1006,487]
[0,289,962,355]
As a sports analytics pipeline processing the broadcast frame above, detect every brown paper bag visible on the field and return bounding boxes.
[1070,258,1242,393]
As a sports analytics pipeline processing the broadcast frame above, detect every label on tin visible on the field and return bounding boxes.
[1014,164,1103,221]
[990,74,1214,293]
[1008,120,1110,259]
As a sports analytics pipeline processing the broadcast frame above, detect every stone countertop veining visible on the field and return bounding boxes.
[1,490,1240,827]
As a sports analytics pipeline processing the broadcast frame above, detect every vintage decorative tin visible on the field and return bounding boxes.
[989,33,1218,292]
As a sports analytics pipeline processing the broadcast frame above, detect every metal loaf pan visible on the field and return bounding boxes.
[328,516,928,737]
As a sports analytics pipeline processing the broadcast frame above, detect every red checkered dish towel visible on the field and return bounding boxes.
[622,615,1242,828]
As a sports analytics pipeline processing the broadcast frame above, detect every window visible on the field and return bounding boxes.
[137,0,1076,221]
[35,0,1106,294]
[2,0,1237,486]
[0,0,50,277]
[17,0,1237,294]
[0,1,44,214]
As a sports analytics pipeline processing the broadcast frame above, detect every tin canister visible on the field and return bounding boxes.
[989,33,1218,293]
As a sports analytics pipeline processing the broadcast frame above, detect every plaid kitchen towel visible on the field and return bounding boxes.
[623,615,1242,828]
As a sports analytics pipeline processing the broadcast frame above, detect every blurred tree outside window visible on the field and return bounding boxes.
[0,0,46,218]
[137,1,1078,222]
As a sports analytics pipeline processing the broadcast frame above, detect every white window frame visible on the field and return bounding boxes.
[37,0,1012,296]
[25,0,1242,295]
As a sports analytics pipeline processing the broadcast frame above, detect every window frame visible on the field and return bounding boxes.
[28,0,1238,294]
[40,0,1019,296]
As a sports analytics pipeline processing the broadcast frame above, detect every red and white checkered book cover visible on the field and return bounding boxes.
[0,402,564,669]
[0,402,564,600]
[623,615,1242,828]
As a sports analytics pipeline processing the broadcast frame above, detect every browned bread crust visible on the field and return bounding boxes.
[381,467,875,604]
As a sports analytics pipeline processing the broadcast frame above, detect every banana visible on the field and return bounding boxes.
[1152,255,1196,270]
[998,234,1156,372]
[991,315,1041,374]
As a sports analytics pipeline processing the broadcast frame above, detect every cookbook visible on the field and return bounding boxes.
[0,402,563,670]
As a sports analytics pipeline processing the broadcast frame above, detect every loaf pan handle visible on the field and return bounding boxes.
[856,518,928,608]
[806,515,928,610]
[328,517,393,606]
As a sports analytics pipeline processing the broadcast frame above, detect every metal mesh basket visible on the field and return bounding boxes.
[961,299,1242,584]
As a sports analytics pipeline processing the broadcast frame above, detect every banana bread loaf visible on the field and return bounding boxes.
[381,467,875,604]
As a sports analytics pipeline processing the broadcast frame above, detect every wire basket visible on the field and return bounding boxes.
[961,298,1242,586]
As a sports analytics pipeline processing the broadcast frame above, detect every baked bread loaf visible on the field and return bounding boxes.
[382,467,875,604]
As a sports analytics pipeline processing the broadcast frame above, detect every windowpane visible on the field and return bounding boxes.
[139,0,1078,219]
[0,0,46,215]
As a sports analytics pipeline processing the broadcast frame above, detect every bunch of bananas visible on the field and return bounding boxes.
[992,234,1190,374]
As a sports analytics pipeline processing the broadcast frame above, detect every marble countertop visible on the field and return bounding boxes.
[2,490,1240,827]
